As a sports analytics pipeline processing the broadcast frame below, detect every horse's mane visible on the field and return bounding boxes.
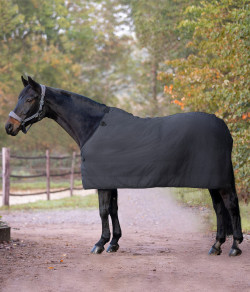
[48,86,106,108]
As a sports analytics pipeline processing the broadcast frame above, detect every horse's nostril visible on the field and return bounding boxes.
[5,123,13,133]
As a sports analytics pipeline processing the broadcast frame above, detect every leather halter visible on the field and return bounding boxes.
[9,84,46,134]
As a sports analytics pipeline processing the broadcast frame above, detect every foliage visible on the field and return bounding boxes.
[161,0,249,198]
[0,0,133,153]
[0,0,200,151]
[125,0,200,116]
[0,0,248,197]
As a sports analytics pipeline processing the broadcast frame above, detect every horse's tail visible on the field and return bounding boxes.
[224,206,233,236]
[230,161,237,193]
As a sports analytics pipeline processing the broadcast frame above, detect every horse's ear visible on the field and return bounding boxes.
[21,76,29,87]
[28,76,41,93]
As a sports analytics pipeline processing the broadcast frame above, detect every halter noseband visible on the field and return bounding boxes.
[9,84,46,134]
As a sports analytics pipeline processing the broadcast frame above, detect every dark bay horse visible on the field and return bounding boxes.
[5,76,243,256]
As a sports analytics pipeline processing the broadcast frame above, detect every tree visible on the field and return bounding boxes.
[0,0,134,153]
[0,0,82,152]
[64,0,134,105]
[0,0,24,111]
[126,0,200,116]
[162,0,249,199]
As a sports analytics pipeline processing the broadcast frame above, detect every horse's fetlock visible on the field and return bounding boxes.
[96,235,110,247]
[233,237,243,245]
[101,235,110,244]
[113,232,122,239]
[216,237,226,244]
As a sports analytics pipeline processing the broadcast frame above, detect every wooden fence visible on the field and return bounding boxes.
[1,147,82,206]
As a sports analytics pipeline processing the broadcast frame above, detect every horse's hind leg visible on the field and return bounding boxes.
[106,189,122,253]
[91,189,112,254]
[208,189,233,255]
[219,187,243,256]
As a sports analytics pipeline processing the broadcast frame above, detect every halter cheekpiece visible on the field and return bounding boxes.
[9,84,46,134]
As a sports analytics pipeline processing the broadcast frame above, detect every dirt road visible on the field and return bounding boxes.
[0,188,249,292]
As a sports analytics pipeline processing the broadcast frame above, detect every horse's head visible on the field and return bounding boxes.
[5,76,45,136]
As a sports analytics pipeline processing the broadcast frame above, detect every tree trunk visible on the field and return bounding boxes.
[151,61,158,115]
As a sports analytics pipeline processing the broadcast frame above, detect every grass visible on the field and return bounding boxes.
[172,188,250,233]
[0,194,98,211]
[10,180,82,191]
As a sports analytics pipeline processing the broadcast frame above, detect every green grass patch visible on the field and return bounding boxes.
[0,194,98,211]
[172,188,250,233]
[173,188,212,208]
[240,205,250,233]
[10,180,82,191]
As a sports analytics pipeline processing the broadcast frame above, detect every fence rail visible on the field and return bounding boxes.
[9,187,83,197]
[1,148,82,206]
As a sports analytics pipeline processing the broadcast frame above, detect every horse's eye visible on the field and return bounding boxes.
[26,98,32,103]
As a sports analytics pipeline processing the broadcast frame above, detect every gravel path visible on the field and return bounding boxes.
[0,188,249,292]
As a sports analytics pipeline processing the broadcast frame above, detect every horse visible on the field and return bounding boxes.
[5,76,243,256]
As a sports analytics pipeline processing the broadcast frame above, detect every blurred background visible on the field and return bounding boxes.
[0,0,248,198]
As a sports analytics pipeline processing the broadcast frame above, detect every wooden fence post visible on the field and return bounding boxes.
[2,147,10,206]
[70,151,76,197]
[46,149,50,200]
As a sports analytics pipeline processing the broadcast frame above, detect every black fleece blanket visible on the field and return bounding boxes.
[81,108,233,190]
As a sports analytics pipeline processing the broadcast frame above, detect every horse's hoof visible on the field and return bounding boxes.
[106,244,119,253]
[91,245,104,254]
[229,247,242,257]
[208,245,222,255]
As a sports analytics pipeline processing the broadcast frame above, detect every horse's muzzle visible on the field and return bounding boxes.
[5,117,21,136]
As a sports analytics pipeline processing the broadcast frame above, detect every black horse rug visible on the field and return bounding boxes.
[81,107,233,190]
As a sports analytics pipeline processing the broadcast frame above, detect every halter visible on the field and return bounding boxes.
[9,84,46,134]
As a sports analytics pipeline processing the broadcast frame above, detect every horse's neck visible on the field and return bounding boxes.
[44,87,106,148]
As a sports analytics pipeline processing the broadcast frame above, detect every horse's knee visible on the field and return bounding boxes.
[109,193,118,215]
[99,208,109,219]
[109,206,118,217]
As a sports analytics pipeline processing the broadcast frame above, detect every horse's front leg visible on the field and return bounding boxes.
[91,189,111,254]
[107,189,122,253]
